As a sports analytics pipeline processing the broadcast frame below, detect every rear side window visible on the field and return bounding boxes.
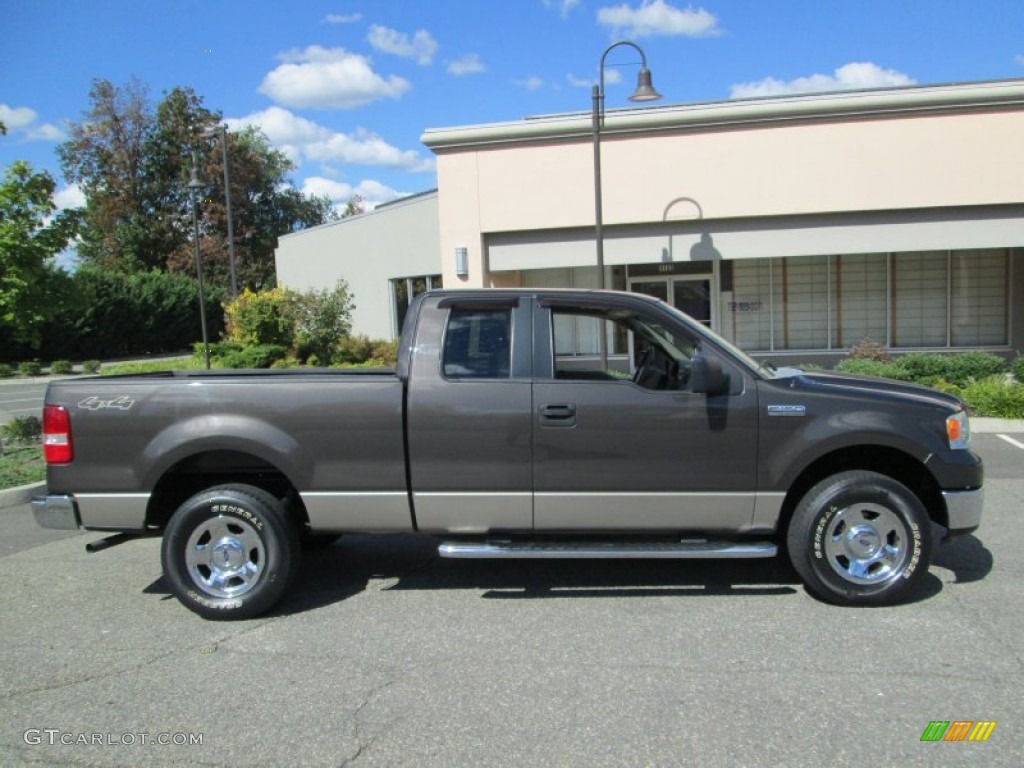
[442,309,512,379]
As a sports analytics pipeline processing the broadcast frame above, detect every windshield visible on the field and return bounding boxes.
[656,300,767,377]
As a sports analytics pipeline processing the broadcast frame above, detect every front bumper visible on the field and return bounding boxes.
[941,487,984,538]
[31,494,80,530]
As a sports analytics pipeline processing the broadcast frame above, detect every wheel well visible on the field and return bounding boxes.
[145,450,308,531]
[777,446,946,540]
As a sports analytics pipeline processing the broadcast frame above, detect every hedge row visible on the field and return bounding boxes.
[0,266,225,363]
[835,351,1015,387]
[835,351,1024,418]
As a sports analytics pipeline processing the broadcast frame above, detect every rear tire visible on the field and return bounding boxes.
[787,470,931,606]
[161,484,300,620]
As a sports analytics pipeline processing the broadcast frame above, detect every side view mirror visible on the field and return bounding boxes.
[690,353,729,396]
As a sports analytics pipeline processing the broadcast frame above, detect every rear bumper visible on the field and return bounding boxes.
[942,487,984,539]
[31,494,81,530]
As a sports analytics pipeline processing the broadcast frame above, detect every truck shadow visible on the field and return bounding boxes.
[140,532,992,614]
[268,532,992,615]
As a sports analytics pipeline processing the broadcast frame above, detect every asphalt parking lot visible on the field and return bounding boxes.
[1,434,1021,767]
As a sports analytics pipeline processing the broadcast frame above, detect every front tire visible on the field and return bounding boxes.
[787,470,931,606]
[161,484,300,620]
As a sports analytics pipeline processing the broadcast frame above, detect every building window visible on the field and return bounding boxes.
[951,249,1010,347]
[892,251,948,347]
[727,248,1010,352]
[393,275,442,335]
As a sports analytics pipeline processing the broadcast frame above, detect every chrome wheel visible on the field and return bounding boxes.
[823,503,909,585]
[185,515,265,599]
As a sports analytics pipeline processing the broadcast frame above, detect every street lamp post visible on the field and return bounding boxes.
[187,154,211,370]
[203,124,238,299]
[592,41,662,290]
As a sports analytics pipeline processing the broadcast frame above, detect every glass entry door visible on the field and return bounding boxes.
[630,277,713,327]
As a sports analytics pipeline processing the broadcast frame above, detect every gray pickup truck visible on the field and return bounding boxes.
[33,289,983,618]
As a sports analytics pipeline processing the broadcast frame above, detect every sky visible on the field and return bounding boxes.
[2,0,1024,215]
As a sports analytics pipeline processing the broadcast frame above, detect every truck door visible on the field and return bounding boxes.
[531,297,760,532]
[405,296,535,533]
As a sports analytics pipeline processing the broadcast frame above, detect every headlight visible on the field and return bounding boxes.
[946,409,971,450]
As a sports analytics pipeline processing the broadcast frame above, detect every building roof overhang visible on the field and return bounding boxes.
[421,78,1024,152]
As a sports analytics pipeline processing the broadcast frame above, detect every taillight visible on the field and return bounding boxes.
[43,405,73,464]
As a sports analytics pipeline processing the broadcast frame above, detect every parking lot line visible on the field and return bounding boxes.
[996,433,1024,450]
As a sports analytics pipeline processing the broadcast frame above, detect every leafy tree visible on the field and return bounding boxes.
[342,195,365,218]
[58,78,153,270]
[59,79,336,289]
[0,161,78,347]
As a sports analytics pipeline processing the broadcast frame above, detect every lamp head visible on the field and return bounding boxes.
[628,67,662,102]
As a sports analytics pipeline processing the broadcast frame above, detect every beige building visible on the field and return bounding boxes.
[277,79,1024,360]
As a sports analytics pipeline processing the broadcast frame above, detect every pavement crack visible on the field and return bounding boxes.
[1,619,275,702]
[338,677,399,767]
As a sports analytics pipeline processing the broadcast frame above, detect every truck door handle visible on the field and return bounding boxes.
[540,403,576,427]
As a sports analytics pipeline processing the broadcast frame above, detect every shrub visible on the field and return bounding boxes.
[834,359,907,380]
[368,339,399,367]
[1013,356,1024,385]
[18,361,42,377]
[291,281,355,363]
[0,364,13,378]
[35,266,225,361]
[218,344,288,369]
[2,416,42,444]
[223,287,294,347]
[50,359,73,375]
[334,334,376,365]
[82,360,101,375]
[270,357,300,369]
[957,375,1024,418]
[943,351,1006,386]
[847,338,890,362]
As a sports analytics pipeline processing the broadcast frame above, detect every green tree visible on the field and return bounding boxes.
[0,161,78,347]
[342,195,365,218]
[291,280,355,362]
[58,78,154,270]
[59,79,336,289]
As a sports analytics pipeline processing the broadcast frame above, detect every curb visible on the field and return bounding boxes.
[970,418,1024,433]
[0,482,44,510]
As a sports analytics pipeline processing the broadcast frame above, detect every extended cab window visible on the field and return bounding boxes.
[442,309,512,379]
[552,307,697,391]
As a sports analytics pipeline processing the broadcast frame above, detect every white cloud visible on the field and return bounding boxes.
[448,54,486,76]
[324,13,361,24]
[226,107,434,172]
[301,176,406,211]
[515,76,546,92]
[259,46,410,109]
[597,1,719,38]
[543,0,581,18]
[53,183,86,210]
[26,123,65,141]
[0,103,65,141]
[730,62,915,99]
[0,103,37,129]
[368,25,438,65]
[567,69,622,89]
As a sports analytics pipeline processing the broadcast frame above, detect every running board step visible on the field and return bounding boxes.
[438,540,777,560]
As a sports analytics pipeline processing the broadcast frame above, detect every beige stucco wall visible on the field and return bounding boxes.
[427,82,1024,287]
[276,193,440,339]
